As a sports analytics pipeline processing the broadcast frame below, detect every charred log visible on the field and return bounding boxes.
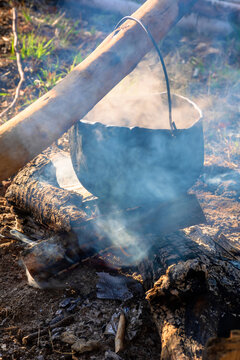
[5,150,240,359]
[5,152,96,233]
[136,230,240,359]
[204,330,240,360]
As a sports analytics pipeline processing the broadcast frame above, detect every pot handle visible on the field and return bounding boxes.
[114,16,177,133]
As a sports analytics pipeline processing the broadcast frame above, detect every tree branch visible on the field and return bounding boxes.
[0,8,25,123]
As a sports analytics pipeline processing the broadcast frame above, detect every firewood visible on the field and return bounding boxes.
[0,0,198,181]
[195,0,240,19]
[72,0,139,16]
[142,230,240,359]
[5,153,91,233]
[204,330,240,360]
[69,0,238,35]
[6,150,240,359]
[69,0,240,19]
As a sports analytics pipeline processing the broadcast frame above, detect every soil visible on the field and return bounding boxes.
[0,1,240,359]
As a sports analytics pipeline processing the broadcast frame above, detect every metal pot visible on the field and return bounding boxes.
[69,17,204,206]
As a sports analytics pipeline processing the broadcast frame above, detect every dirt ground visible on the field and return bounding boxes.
[0,1,240,359]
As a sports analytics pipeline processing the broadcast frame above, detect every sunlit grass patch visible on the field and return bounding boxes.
[12,33,55,60]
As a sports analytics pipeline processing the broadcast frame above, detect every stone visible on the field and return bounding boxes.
[71,339,101,353]
[60,331,78,345]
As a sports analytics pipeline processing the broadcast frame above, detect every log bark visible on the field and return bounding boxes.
[5,152,90,233]
[178,15,233,36]
[138,229,240,359]
[71,0,238,34]
[70,0,240,18]
[195,0,240,19]
[73,0,139,16]
[204,330,240,360]
[0,0,198,182]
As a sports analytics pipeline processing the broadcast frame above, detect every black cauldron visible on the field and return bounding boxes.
[69,92,203,206]
[69,17,204,207]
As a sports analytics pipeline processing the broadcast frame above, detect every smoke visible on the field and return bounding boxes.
[52,150,204,266]
[94,211,150,265]
[52,151,151,265]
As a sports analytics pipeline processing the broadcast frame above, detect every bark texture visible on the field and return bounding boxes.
[5,153,91,233]
[204,330,240,360]
[138,229,240,359]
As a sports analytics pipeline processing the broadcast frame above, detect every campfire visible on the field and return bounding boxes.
[0,0,240,359]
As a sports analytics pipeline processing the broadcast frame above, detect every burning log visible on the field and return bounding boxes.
[204,330,240,360]
[5,152,93,233]
[0,0,198,181]
[5,150,240,358]
[141,230,240,359]
[5,147,206,279]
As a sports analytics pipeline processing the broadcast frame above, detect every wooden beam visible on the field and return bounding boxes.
[0,0,198,181]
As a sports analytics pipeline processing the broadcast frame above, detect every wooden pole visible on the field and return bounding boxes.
[0,0,198,181]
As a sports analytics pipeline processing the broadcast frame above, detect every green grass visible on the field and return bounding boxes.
[20,33,54,60]
[89,26,96,36]
[22,8,32,24]
[11,33,55,61]
[69,52,84,70]
[56,19,82,47]
[190,56,205,74]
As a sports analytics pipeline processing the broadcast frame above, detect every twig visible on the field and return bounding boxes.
[10,229,36,246]
[52,12,66,27]
[37,325,40,347]
[115,312,126,353]
[48,328,73,355]
[0,8,25,122]
[48,328,54,351]
[22,315,74,345]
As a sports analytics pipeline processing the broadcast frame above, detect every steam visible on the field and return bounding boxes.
[83,54,201,130]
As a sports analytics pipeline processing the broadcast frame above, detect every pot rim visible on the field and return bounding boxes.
[80,92,203,130]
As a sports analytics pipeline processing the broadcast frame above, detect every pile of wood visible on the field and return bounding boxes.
[5,147,240,359]
[72,0,240,35]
